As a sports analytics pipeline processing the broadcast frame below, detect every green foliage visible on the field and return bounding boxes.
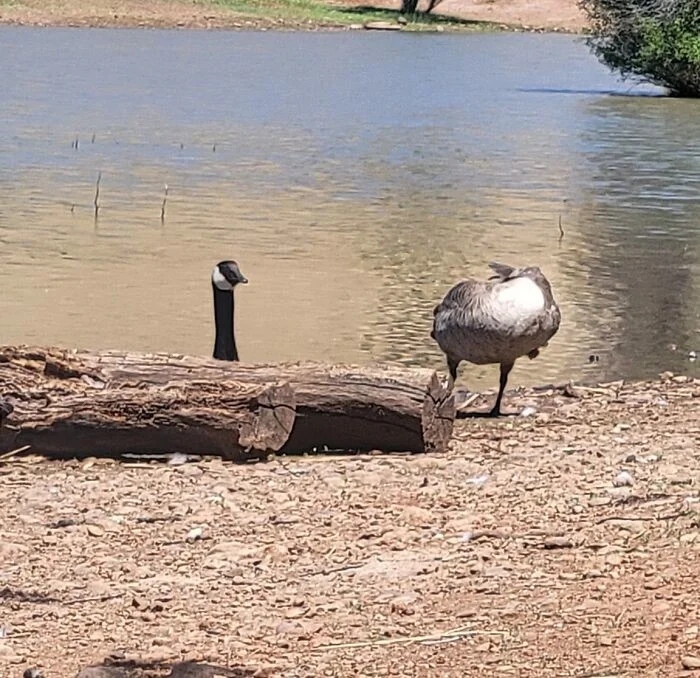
[579,0,700,95]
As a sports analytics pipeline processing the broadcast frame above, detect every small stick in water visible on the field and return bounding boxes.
[160,183,169,224]
[91,133,96,143]
[94,171,102,219]
[558,214,565,242]
[212,144,217,152]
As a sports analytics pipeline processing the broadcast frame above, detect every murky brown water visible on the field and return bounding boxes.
[1,28,698,389]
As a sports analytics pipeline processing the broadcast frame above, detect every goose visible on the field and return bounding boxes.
[431,262,561,416]
[211,260,248,361]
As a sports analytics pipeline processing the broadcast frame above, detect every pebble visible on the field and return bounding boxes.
[543,536,573,549]
[0,646,24,664]
[613,471,634,487]
[186,526,203,542]
[588,496,611,507]
[682,656,700,670]
[86,523,105,537]
[605,553,623,567]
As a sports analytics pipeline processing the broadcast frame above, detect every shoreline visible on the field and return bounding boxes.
[0,0,587,33]
[0,17,585,33]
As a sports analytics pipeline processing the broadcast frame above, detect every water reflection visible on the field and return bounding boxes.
[572,95,700,378]
[0,28,697,390]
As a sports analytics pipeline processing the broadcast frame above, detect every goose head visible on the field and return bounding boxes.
[212,260,248,290]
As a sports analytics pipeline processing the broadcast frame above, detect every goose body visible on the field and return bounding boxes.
[211,260,248,361]
[431,262,561,416]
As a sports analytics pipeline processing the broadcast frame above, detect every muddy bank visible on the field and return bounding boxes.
[1,374,698,676]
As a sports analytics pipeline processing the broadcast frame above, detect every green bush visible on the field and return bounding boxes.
[579,0,700,95]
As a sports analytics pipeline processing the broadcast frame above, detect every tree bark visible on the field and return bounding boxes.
[0,346,455,460]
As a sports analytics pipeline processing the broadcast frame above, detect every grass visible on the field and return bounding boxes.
[0,0,507,31]
[203,0,503,30]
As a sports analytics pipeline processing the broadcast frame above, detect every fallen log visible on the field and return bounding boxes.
[0,345,455,460]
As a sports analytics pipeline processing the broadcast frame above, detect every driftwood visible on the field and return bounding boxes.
[0,345,455,461]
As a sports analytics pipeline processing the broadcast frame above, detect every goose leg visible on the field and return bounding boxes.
[489,361,514,417]
[446,357,460,392]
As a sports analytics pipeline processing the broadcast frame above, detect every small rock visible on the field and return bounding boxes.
[168,452,190,465]
[688,351,697,361]
[588,496,611,507]
[275,620,306,636]
[389,595,416,616]
[23,669,44,678]
[606,553,623,567]
[186,526,203,542]
[456,608,477,618]
[543,536,573,549]
[0,644,24,663]
[519,406,537,418]
[86,524,105,537]
[680,532,699,545]
[682,656,700,670]
[613,471,634,487]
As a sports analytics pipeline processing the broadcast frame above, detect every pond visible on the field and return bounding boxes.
[1,27,698,389]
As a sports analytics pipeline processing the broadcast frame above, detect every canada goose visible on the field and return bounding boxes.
[211,260,248,361]
[431,262,561,416]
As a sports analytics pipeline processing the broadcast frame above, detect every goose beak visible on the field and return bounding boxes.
[238,275,248,284]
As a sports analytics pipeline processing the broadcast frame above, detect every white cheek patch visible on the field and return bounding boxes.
[212,266,233,291]
[495,277,546,315]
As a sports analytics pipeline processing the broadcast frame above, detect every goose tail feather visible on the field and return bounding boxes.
[488,261,518,281]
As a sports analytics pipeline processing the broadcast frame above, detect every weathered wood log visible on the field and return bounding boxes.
[0,345,455,459]
[0,352,296,461]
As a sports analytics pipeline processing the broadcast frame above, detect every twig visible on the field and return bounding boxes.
[63,592,124,606]
[314,626,506,651]
[0,445,31,463]
[455,392,480,411]
[558,214,565,242]
[595,504,691,526]
[315,562,365,577]
[160,184,169,224]
[94,171,102,219]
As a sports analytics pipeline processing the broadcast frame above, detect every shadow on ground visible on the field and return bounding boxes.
[74,659,265,678]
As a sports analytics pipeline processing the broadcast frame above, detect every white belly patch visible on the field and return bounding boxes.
[494,277,546,320]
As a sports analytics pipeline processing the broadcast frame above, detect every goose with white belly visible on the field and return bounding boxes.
[431,262,561,416]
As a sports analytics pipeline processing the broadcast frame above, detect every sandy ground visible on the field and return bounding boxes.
[0,0,587,31]
[1,374,699,677]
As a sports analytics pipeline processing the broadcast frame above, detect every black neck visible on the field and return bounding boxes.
[212,283,239,361]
